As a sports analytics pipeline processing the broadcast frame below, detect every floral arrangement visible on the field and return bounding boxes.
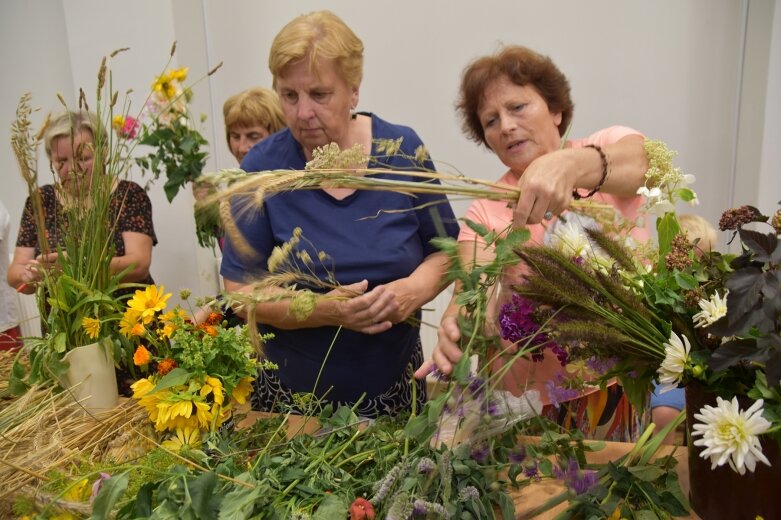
[497,140,781,477]
[121,285,265,448]
[121,49,222,248]
[9,69,131,392]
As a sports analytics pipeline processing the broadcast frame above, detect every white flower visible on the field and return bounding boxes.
[692,290,729,328]
[691,396,771,475]
[656,331,691,392]
[550,222,591,259]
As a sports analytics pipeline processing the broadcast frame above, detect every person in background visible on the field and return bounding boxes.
[415,45,651,441]
[651,213,718,444]
[7,110,157,296]
[192,87,286,324]
[220,10,459,418]
[223,87,286,164]
[0,200,22,351]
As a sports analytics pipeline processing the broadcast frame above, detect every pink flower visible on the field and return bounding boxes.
[112,115,140,139]
[90,472,112,502]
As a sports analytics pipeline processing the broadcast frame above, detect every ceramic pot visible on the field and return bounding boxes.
[686,383,781,520]
[61,339,118,412]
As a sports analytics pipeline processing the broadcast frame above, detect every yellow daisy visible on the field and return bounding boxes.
[201,376,224,406]
[127,285,172,325]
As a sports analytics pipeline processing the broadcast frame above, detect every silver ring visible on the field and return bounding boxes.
[543,210,554,221]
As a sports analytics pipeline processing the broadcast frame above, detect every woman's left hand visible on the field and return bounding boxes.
[512,149,578,227]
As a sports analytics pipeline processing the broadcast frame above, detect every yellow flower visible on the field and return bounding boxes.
[201,376,224,406]
[131,377,156,399]
[193,400,213,428]
[161,427,201,452]
[119,309,141,336]
[161,323,176,338]
[231,377,254,405]
[63,477,90,501]
[112,114,125,131]
[81,317,100,339]
[171,67,189,82]
[128,285,172,324]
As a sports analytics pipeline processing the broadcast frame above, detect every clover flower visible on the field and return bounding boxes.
[692,290,729,328]
[656,331,691,392]
[691,396,771,475]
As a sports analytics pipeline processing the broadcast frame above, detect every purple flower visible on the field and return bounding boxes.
[585,356,618,376]
[458,486,480,502]
[498,294,561,362]
[470,441,490,463]
[508,445,526,464]
[90,472,112,502]
[412,499,449,518]
[554,458,599,495]
[416,457,436,475]
[545,378,581,408]
[468,376,486,400]
[523,462,539,478]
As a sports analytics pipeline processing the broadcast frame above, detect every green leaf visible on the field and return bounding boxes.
[627,465,665,482]
[188,471,219,518]
[312,493,348,519]
[151,367,192,393]
[90,472,129,520]
[497,492,516,519]
[218,474,260,520]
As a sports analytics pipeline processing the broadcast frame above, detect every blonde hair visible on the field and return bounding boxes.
[43,110,105,160]
[679,214,718,252]
[268,10,364,89]
[222,87,286,147]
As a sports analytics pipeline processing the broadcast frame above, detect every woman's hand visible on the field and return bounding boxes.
[512,148,579,227]
[414,314,463,378]
[331,280,398,334]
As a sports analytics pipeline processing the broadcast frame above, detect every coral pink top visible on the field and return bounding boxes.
[458,126,651,405]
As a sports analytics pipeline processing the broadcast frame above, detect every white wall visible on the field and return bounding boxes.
[1,1,778,340]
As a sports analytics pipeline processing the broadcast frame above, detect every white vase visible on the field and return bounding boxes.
[61,339,118,412]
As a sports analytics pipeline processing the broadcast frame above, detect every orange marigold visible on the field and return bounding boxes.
[206,312,223,326]
[133,345,152,366]
[157,358,177,375]
[198,324,218,337]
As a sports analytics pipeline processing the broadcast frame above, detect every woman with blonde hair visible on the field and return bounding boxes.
[222,87,286,163]
[8,110,156,295]
[220,10,459,418]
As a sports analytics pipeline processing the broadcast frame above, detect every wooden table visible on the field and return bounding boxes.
[239,412,698,519]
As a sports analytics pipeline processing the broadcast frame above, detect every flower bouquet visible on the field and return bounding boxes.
[130,53,222,248]
[9,71,132,405]
[122,285,265,450]
[497,140,781,517]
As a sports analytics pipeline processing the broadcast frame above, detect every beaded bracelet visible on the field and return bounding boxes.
[572,144,609,200]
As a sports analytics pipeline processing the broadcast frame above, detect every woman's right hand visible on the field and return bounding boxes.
[331,280,398,335]
[414,314,463,378]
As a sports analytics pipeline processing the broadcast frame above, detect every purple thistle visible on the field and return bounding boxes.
[523,462,539,479]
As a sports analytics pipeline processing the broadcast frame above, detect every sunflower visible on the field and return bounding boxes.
[161,427,201,453]
[231,377,254,405]
[200,376,224,406]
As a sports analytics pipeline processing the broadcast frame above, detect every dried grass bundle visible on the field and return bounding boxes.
[0,391,149,499]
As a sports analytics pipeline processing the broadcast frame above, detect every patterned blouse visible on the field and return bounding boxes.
[16,180,157,287]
